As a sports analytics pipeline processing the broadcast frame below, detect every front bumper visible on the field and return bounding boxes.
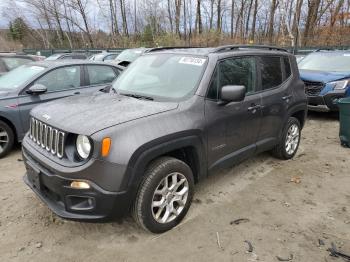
[307,90,346,112]
[22,139,133,222]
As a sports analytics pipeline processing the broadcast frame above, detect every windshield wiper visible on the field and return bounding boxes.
[120,93,154,101]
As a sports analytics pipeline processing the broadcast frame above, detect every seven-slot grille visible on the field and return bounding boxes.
[29,117,65,158]
[303,81,324,96]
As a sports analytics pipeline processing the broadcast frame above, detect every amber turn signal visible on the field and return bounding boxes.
[70,181,90,189]
[101,137,111,157]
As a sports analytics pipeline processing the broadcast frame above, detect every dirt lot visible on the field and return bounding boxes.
[0,112,349,262]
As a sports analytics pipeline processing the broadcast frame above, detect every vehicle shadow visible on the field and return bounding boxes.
[307,110,339,121]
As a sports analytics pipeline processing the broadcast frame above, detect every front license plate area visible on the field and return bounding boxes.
[26,162,41,191]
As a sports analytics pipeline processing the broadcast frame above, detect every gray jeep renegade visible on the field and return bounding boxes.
[22,46,307,233]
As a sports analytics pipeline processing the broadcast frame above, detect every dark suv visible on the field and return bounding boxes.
[22,46,307,233]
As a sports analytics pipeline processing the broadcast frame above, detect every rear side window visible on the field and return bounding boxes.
[259,56,283,90]
[207,57,257,100]
[87,65,118,85]
[283,57,292,79]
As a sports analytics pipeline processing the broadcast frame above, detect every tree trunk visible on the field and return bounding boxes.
[267,0,278,44]
[230,0,234,38]
[167,0,173,33]
[175,0,181,37]
[217,0,222,32]
[251,0,258,41]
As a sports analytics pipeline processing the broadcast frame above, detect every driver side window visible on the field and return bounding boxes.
[35,66,81,92]
[207,57,257,100]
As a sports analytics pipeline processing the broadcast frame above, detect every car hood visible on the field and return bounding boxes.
[0,90,10,97]
[299,69,350,83]
[31,93,179,135]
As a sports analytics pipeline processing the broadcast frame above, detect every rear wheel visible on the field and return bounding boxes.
[132,157,194,233]
[272,117,301,160]
[0,120,14,158]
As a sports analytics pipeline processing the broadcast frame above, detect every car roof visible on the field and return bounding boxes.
[145,46,290,57]
[0,53,36,59]
[25,60,125,69]
[310,49,350,55]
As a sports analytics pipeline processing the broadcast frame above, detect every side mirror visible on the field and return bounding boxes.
[220,85,246,103]
[26,84,47,95]
[100,84,112,93]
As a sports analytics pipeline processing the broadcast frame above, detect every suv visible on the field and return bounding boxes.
[298,50,350,112]
[22,46,307,233]
[0,60,123,158]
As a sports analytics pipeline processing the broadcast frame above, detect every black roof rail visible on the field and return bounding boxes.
[146,46,200,53]
[211,45,288,53]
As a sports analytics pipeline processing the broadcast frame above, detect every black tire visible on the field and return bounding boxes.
[271,117,301,160]
[0,120,14,159]
[132,157,194,233]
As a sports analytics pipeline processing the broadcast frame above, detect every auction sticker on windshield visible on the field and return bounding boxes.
[179,57,206,66]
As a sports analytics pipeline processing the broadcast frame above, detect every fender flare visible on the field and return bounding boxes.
[120,131,207,198]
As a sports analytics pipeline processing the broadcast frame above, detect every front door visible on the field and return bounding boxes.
[205,56,262,172]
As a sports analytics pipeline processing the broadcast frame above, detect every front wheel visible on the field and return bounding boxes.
[132,157,194,233]
[0,120,14,158]
[272,117,301,160]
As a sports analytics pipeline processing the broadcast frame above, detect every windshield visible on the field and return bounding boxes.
[0,64,45,90]
[2,57,32,70]
[112,54,207,100]
[45,54,61,60]
[298,52,350,72]
[116,49,143,62]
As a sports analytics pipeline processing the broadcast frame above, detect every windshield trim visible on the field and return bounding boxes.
[112,53,208,102]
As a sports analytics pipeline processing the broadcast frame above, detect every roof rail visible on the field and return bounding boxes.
[211,45,288,53]
[146,46,199,53]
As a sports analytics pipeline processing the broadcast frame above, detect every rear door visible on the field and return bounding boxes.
[205,56,262,171]
[257,56,293,151]
[17,65,83,136]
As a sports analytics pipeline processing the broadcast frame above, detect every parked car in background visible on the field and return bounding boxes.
[45,53,88,60]
[22,45,307,233]
[89,52,119,61]
[114,48,148,67]
[299,50,350,112]
[0,60,123,158]
[0,54,39,76]
[295,55,305,63]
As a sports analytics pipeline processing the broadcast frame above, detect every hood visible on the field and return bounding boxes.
[0,91,10,97]
[299,69,350,83]
[31,93,179,135]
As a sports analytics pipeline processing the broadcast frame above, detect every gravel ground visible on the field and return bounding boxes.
[0,112,349,262]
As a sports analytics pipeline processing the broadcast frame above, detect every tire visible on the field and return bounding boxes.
[132,157,194,233]
[0,120,14,159]
[271,117,301,160]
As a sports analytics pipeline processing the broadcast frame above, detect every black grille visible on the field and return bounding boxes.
[303,81,324,96]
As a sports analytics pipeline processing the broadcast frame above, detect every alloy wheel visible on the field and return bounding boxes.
[0,128,9,154]
[285,124,300,155]
[151,172,189,224]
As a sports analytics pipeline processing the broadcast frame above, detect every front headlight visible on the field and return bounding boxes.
[329,79,349,90]
[76,135,91,159]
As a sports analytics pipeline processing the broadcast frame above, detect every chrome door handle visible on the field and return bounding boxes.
[282,95,292,101]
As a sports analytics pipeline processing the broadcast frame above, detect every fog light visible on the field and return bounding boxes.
[70,181,90,189]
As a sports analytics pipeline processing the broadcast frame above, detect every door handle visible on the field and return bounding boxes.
[74,91,80,95]
[282,95,292,101]
[248,104,262,113]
